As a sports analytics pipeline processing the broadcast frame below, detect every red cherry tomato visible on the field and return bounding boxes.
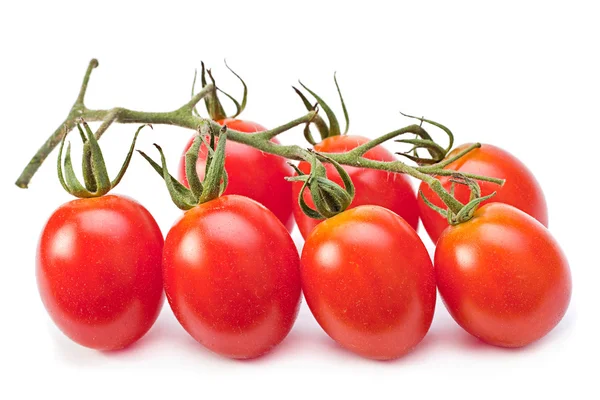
[37,195,164,350]
[292,135,419,238]
[419,143,548,243]
[163,195,301,359]
[178,118,294,231]
[435,203,571,347]
[300,205,436,360]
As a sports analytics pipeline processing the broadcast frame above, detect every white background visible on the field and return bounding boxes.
[1,1,598,399]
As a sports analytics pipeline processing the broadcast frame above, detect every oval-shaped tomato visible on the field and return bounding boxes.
[163,195,301,359]
[37,195,164,351]
[301,205,436,360]
[178,119,294,231]
[419,143,548,243]
[435,203,571,347]
[292,135,419,238]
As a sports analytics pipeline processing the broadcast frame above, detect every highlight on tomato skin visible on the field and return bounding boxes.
[300,205,436,360]
[178,119,295,232]
[418,143,548,244]
[162,195,302,360]
[292,135,419,239]
[36,195,164,351]
[434,203,571,348]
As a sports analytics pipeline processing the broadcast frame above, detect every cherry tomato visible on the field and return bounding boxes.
[37,195,164,351]
[292,135,419,238]
[178,118,294,231]
[300,205,436,360]
[419,143,548,243]
[435,203,571,347]
[163,195,301,359]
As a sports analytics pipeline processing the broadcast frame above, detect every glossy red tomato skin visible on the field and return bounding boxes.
[301,205,436,360]
[178,118,294,232]
[292,135,419,239]
[419,143,548,244]
[435,203,571,347]
[36,195,164,351]
[163,195,301,359]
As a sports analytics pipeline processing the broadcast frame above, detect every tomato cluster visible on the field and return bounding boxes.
[33,70,571,361]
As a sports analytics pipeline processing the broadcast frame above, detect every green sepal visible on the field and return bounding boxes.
[201,62,228,121]
[310,177,353,218]
[333,72,349,135]
[308,154,350,218]
[400,112,455,152]
[299,81,341,138]
[293,86,316,111]
[396,138,446,160]
[446,182,457,225]
[419,190,448,219]
[81,144,96,191]
[81,121,111,196]
[445,173,496,225]
[308,157,331,218]
[202,128,217,172]
[316,152,355,200]
[217,87,242,118]
[449,173,480,200]
[453,192,496,223]
[292,86,329,143]
[286,164,324,220]
[137,145,198,210]
[396,152,438,166]
[199,126,229,203]
[185,134,204,199]
[57,123,144,198]
[76,123,87,143]
[190,69,202,117]
[197,130,229,197]
[57,131,70,193]
[303,123,317,146]
[286,153,355,220]
[298,179,325,220]
[395,136,448,165]
[136,147,195,201]
[63,142,90,197]
[223,60,247,118]
[77,124,97,192]
[110,124,149,188]
[393,113,452,164]
[195,60,249,120]
[287,162,305,178]
[419,172,498,226]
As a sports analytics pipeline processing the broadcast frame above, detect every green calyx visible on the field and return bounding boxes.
[287,151,355,219]
[293,73,349,144]
[191,60,248,121]
[137,123,228,210]
[394,112,455,165]
[57,121,149,198]
[419,173,496,225]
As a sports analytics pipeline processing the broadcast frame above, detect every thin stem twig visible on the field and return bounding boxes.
[15,59,503,217]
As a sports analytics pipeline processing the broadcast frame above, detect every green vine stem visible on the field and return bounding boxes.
[16,59,504,218]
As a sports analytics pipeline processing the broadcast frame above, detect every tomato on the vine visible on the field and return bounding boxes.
[300,205,436,360]
[434,203,571,347]
[163,195,301,359]
[178,119,294,231]
[37,195,164,351]
[419,143,548,243]
[292,135,419,238]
